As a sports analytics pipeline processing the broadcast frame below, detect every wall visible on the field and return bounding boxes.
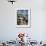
[0,0,46,42]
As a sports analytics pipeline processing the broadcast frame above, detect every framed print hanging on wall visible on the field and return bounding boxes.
[16,8,31,28]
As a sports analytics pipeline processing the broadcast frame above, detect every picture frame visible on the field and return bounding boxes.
[16,8,31,28]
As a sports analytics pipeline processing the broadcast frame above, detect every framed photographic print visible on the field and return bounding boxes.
[16,8,31,28]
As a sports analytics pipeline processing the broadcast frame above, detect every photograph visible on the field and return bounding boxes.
[16,8,31,28]
[17,10,28,25]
